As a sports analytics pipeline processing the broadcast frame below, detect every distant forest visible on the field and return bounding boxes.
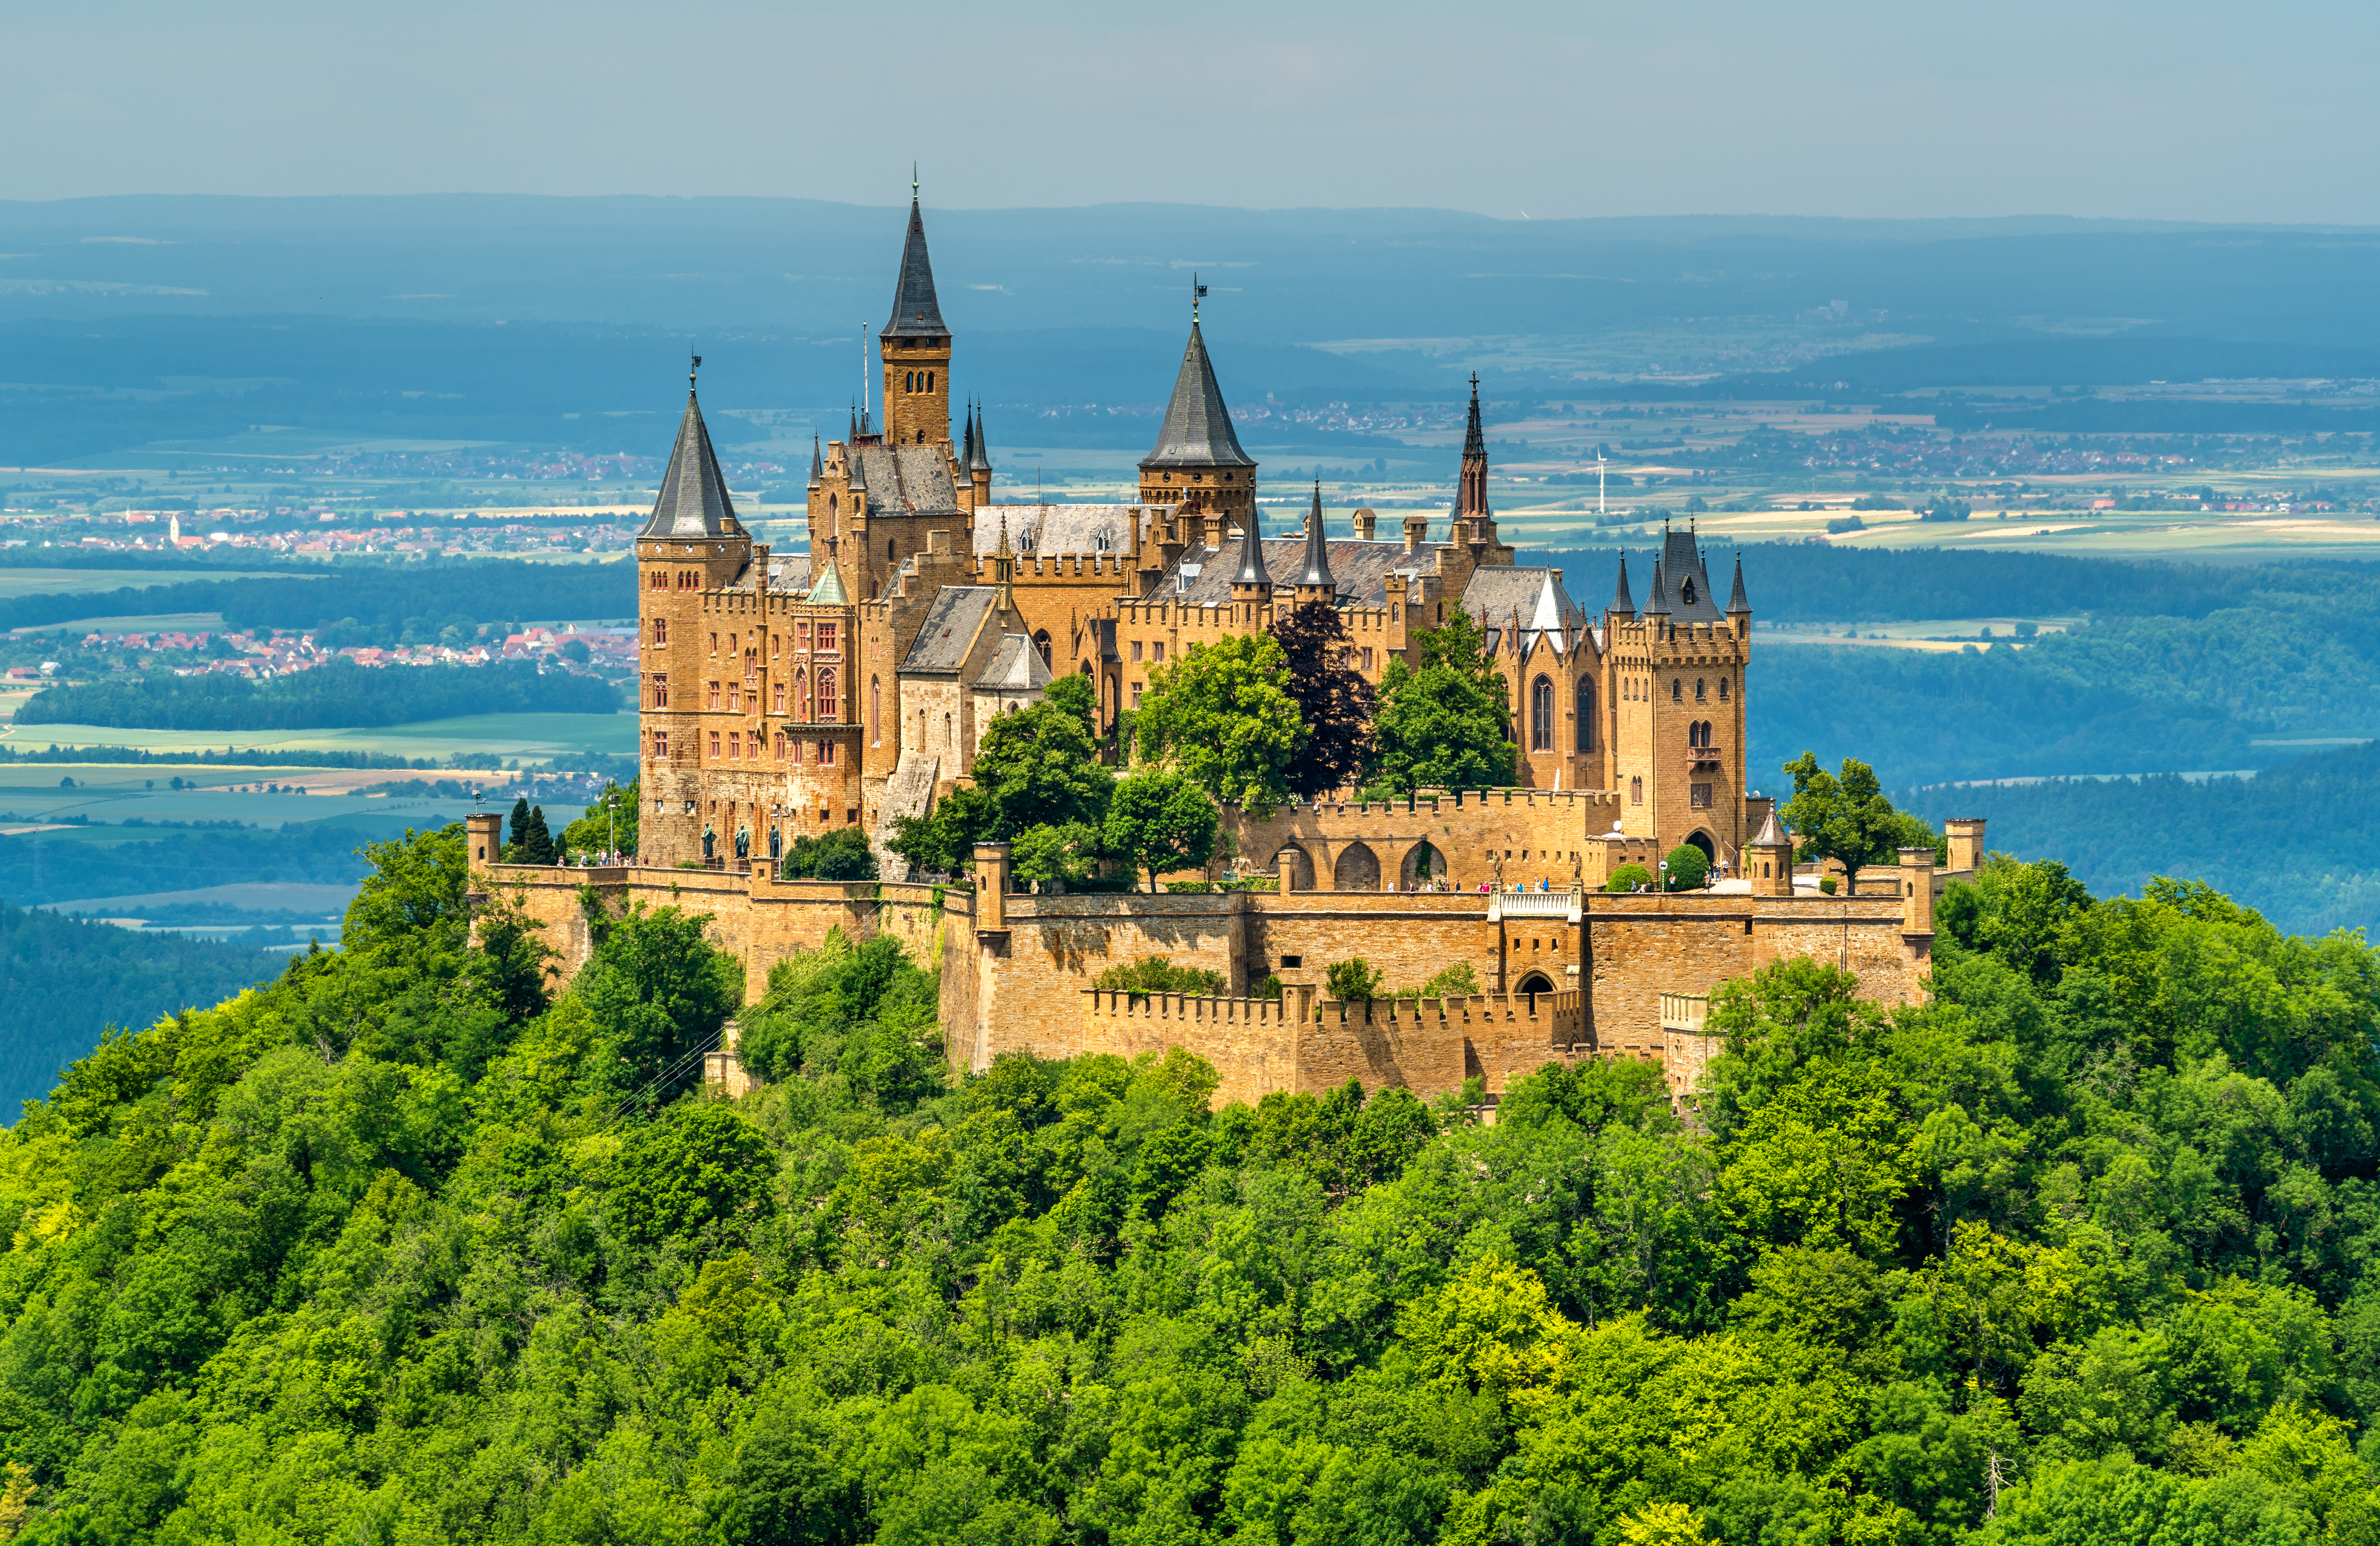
[0,557,635,637]
[0,903,279,1112]
[15,658,618,730]
[0,822,380,910]
[1905,740,2380,941]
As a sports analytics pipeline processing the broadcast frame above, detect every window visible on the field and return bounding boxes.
[1132,640,1143,663]
[1574,679,1595,752]
[1153,642,1165,663]
[728,684,741,713]
[651,675,669,709]
[773,682,785,714]
[709,632,718,656]
[745,648,758,681]
[728,730,740,759]
[798,620,811,653]
[796,668,809,720]
[818,667,838,721]
[886,538,895,563]
[1691,783,1712,809]
[774,732,787,761]
[1361,648,1374,671]
[819,740,837,767]
[650,730,668,757]
[652,617,667,645]
[770,634,779,659]
[1630,776,1643,805]
[1033,630,1052,668]
[1530,675,1554,751]
[1696,677,1706,702]
[708,731,721,758]
[818,622,838,653]
[1671,679,1682,702]
[707,680,721,710]
[871,677,882,745]
[1718,676,1730,702]
[1131,682,1144,708]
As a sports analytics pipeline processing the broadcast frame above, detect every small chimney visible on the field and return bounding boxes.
[1403,514,1429,555]
[1353,507,1377,541]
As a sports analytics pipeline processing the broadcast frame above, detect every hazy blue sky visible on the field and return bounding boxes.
[11,0,2379,222]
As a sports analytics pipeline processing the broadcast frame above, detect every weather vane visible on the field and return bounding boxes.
[690,354,702,390]
[1193,272,1208,323]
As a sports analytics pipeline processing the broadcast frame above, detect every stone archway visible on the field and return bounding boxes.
[1685,830,1716,864]
[1273,844,1316,891]
[1333,841,1381,892]
[1515,970,1555,996]
[1399,840,1444,891]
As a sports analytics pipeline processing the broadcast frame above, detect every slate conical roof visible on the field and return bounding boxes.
[1297,482,1335,590]
[1611,552,1636,615]
[968,402,992,473]
[1143,322,1256,469]
[1727,552,1752,613]
[639,390,740,539]
[882,196,948,339]
[1233,500,1267,587]
[1643,557,1670,614]
[959,402,975,468]
[808,435,823,490]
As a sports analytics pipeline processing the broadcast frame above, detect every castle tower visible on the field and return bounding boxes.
[1606,524,1753,866]
[1229,496,1269,607]
[636,365,753,864]
[1294,481,1336,607]
[1139,297,1257,535]
[1450,374,1514,568]
[880,180,952,449]
[967,401,994,510]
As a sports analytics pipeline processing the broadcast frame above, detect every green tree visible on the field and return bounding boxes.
[611,1100,775,1250]
[1663,844,1710,891]
[577,903,742,1098]
[886,783,997,877]
[1102,769,1218,890]
[1272,600,1376,801]
[1133,631,1306,816]
[971,692,1114,836]
[1368,605,1516,792]
[1779,752,1933,890]
[1326,958,1384,1002]
[781,827,877,880]
[561,776,639,859]
[1606,863,1653,893]
[1011,821,1099,890]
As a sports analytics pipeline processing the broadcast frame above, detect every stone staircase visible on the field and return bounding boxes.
[873,752,940,880]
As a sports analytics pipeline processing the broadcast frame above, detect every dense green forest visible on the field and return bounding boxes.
[1905,741,2380,940]
[1747,570,2380,787]
[0,904,280,1115]
[1543,544,2377,626]
[5,826,2380,1542]
[0,558,633,639]
[16,659,618,730]
[0,821,378,912]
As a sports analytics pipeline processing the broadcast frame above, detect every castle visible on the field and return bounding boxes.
[469,192,1983,1111]
[633,189,1756,878]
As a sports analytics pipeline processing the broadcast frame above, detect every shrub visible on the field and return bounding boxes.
[1092,956,1228,996]
[1252,974,1284,1001]
[1606,864,1653,893]
[1826,516,1865,534]
[779,826,876,881]
[1325,958,1385,1002]
[1413,962,1480,998]
[1664,845,1711,891]
[1818,876,1839,895]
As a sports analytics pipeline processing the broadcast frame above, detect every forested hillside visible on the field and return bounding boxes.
[3,828,2380,1542]
[17,658,617,729]
[1905,740,2380,939]
[0,905,280,1112]
[0,559,633,638]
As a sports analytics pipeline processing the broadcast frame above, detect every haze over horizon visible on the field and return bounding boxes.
[11,0,2380,224]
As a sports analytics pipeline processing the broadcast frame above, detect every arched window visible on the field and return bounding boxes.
[1718,675,1730,701]
[1671,678,1683,702]
[818,667,838,722]
[926,371,934,393]
[828,494,838,537]
[1530,675,1554,751]
[1033,630,1052,668]
[1574,679,1595,752]
[1696,677,1707,702]
[871,676,882,745]
[795,667,809,721]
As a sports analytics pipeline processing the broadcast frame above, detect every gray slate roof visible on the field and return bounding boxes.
[901,586,1001,672]
[1143,323,1256,469]
[1461,567,1589,652]
[855,445,960,516]
[767,553,813,591]
[882,198,948,339]
[1159,537,1417,609]
[975,634,1054,691]
[974,503,1151,556]
[639,393,740,539]
[1651,527,1726,622]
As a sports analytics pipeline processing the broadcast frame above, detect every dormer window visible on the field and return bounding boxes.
[1681,577,1698,606]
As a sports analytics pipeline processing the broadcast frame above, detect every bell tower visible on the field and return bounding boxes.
[880,173,952,449]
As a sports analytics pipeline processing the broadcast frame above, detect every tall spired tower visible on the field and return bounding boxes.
[1137,290,1257,535]
[879,177,952,448]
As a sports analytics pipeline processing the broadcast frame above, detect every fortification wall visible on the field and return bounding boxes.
[1221,787,1623,893]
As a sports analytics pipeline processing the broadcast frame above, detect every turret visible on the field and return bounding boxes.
[1452,373,1499,552]
[1138,290,1258,529]
[807,435,823,492]
[1229,498,1269,606]
[1294,481,1336,606]
[880,175,952,447]
[1611,552,1636,621]
[967,400,994,509]
[1726,551,1752,640]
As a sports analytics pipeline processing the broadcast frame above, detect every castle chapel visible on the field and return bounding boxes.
[634,194,1758,876]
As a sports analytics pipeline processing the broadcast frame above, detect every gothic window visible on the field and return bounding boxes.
[1681,577,1697,606]
[708,632,718,657]
[818,668,838,721]
[871,677,882,745]
[926,372,934,392]
[745,649,758,681]
[770,633,779,659]
[819,740,837,766]
[1630,776,1643,805]
[1034,630,1052,668]
[796,668,809,720]
[1530,675,1554,751]
[1575,679,1595,751]
[652,617,667,645]
[1719,676,1730,701]
[1696,677,1706,702]
[829,494,838,537]
[651,676,669,709]
[798,620,811,652]
[1671,679,1682,702]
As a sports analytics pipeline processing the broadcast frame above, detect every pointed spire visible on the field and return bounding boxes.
[1232,498,1268,588]
[968,401,992,473]
[808,562,849,606]
[883,182,948,338]
[1451,373,1492,522]
[1644,557,1669,615]
[849,402,858,442]
[1727,551,1751,614]
[960,400,975,467]
[639,382,740,539]
[846,442,868,494]
[1298,481,1335,591]
[1463,372,1486,458]
[1751,808,1786,847]
[1611,552,1636,615]
[808,434,823,490]
[1143,321,1255,469]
